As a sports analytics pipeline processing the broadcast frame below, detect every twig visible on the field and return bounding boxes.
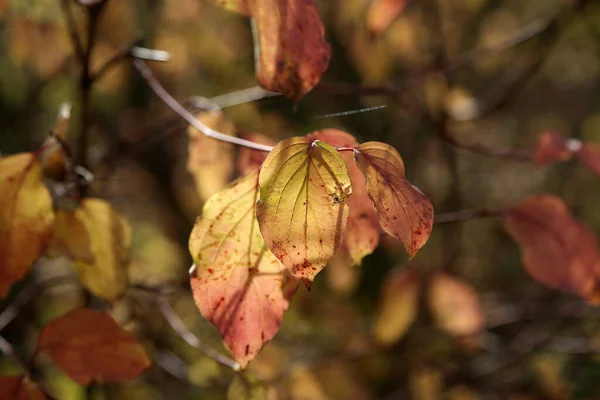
[132,59,274,152]
[190,86,280,110]
[90,38,141,83]
[434,208,508,224]
[439,134,533,161]
[60,0,84,63]
[156,297,241,371]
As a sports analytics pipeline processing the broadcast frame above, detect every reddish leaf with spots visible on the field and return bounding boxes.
[306,129,380,265]
[366,0,410,36]
[0,153,54,297]
[211,0,331,101]
[237,133,277,175]
[0,376,46,400]
[504,195,600,302]
[256,137,352,286]
[189,170,295,369]
[36,308,151,384]
[533,131,576,166]
[354,142,433,258]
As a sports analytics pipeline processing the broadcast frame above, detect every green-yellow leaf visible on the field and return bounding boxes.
[354,142,433,258]
[0,153,54,298]
[51,199,131,302]
[189,170,293,369]
[256,137,352,286]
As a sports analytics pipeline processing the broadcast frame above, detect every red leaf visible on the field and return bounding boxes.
[503,195,600,302]
[0,376,46,400]
[366,0,410,37]
[576,142,600,177]
[37,308,151,384]
[237,133,277,175]
[354,142,434,258]
[306,130,380,265]
[189,171,295,368]
[533,132,576,166]
[213,0,331,101]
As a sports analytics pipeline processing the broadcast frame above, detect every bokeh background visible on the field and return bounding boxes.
[1,0,600,398]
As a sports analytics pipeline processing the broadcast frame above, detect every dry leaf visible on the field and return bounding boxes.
[187,111,236,202]
[428,272,485,337]
[37,308,151,384]
[354,142,433,258]
[256,137,352,286]
[0,153,54,297]
[0,376,46,400]
[189,170,294,369]
[51,199,131,302]
[366,0,410,37]
[307,129,380,265]
[504,195,600,302]
[372,267,420,346]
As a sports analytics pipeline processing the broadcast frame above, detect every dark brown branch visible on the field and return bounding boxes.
[60,0,84,63]
[440,134,534,161]
[434,208,507,224]
[90,38,141,83]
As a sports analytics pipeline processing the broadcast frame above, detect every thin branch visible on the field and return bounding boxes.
[156,297,241,371]
[132,59,275,152]
[440,134,534,161]
[60,0,84,63]
[190,86,280,110]
[434,208,507,224]
[90,38,141,83]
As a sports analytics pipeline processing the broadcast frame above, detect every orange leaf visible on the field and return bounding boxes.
[0,376,46,400]
[189,170,294,369]
[354,142,433,258]
[0,153,54,297]
[366,0,410,37]
[577,142,600,177]
[37,308,151,384]
[306,130,380,265]
[428,273,485,337]
[503,195,600,301]
[533,131,576,166]
[256,137,351,286]
[237,132,276,175]
[213,0,331,101]
[372,267,420,346]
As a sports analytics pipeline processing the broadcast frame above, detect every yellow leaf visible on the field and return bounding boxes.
[354,142,433,258]
[256,137,352,286]
[52,199,131,302]
[187,111,236,202]
[189,170,293,369]
[0,153,54,297]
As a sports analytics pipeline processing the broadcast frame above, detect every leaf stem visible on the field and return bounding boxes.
[132,59,275,153]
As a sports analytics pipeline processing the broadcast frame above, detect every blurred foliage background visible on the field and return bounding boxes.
[2,0,600,398]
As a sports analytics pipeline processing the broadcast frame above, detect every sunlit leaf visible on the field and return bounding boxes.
[0,153,54,297]
[189,170,294,369]
[577,142,600,177]
[37,308,151,385]
[354,142,433,258]
[187,111,236,202]
[372,267,420,346]
[256,137,352,286]
[237,133,276,175]
[213,0,331,101]
[51,199,131,302]
[366,0,410,37]
[0,376,46,400]
[503,195,600,302]
[533,131,575,166]
[428,273,485,337]
[307,129,380,265]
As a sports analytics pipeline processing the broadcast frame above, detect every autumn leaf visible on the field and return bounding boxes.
[533,132,575,166]
[0,376,46,400]
[503,195,600,302]
[372,267,420,346]
[237,132,276,175]
[36,308,151,384]
[366,0,410,37]
[428,272,485,337]
[354,142,433,258]
[256,137,352,286]
[213,0,331,101]
[307,129,380,265]
[187,111,236,202]
[577,142,600,177]
[51,199,131,302]
[0,153,54,298]
[189,170,294,369]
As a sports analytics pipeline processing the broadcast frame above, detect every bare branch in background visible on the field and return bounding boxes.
[434,208,508,225]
